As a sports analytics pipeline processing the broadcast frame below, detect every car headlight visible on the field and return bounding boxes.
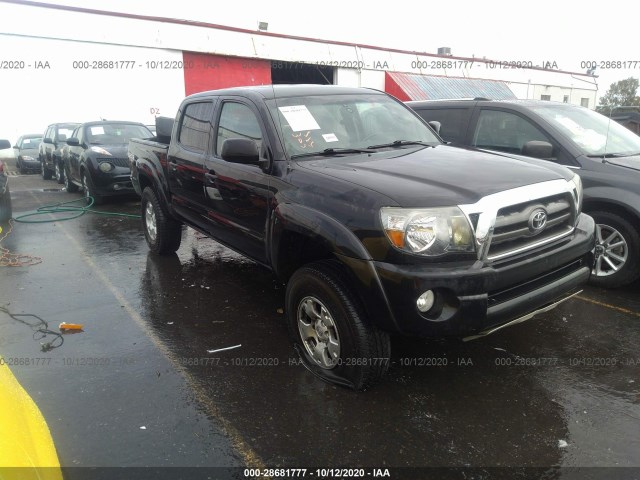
[22,155,35,161]
[380,207,475,256]
[99,162,114,172]
[90,146,112,156]
[570,173,583,215]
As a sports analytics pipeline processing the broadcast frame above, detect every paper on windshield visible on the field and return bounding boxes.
[90,126,105,135]
[322,133,339,142]
[278,105,321,132]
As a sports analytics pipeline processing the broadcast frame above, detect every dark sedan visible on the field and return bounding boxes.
[14,134,43,174]
[0,139,13,222]
[63,121,152,204]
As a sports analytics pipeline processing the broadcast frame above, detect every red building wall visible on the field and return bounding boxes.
[182,52,272,96]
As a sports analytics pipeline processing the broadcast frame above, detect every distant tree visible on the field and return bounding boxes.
[597,77,640,113]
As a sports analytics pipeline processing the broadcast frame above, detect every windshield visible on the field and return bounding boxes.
[20,137,42,148]
[267,93,440,158]
[85,123,152,145]
[533,104,640,156]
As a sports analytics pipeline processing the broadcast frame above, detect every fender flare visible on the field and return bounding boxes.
[270,203,399,332]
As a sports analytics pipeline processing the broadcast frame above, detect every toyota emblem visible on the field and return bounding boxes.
[528,208,547,234]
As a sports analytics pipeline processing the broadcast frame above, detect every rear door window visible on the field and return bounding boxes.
[178,102,215,153]
[414,107,471,143]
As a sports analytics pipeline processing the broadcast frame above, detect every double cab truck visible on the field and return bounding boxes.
[128,85,595,390]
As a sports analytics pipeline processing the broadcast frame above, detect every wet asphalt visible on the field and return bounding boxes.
[0,165,639,479]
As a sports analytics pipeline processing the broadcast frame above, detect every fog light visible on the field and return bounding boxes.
[417,290,435,313]
[99,162,114,172]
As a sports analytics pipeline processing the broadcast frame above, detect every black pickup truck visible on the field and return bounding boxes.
[129,85,595,390]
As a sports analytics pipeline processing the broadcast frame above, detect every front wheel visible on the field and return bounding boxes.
[81,170,103,205]
[141,187,182,254]
[63,166,78,193]
[55,162,65,184]
[41,160,52,180]
[589,211,640,288]
[286,260,391,391]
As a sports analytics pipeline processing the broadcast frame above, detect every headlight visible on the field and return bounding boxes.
[99,162,114,172]
[570,174,583,214]
[22,155,35,161]
[90,146,112,156]
[380,207,475,256]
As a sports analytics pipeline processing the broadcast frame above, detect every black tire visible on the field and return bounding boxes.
[141,186,182,254]
[589,211,640,288]
[63,165,79,193]
[18,159,26,175]
[286,260,391,391]
[55,161,65,184]
[0,185,13,222]
[41,159,52,180]
[81,170,103,205]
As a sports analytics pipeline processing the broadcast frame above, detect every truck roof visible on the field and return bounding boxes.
[186,84,382,101]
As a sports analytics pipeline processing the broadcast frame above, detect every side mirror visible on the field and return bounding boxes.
[0,140,11,150]
[66,137,80,146]
[43,138,54,144]
[428,121,441,135]
[12,145,19,149]
[522,141,553,159]
[221,138,259,164]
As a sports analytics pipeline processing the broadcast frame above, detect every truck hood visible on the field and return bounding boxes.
[297,145,567,207]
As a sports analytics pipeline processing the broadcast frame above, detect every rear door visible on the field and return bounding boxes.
[167,99,216,229]
[412,105,474,145]
[202,97,272,263]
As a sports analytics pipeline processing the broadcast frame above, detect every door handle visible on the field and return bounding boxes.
[204,172,217,184]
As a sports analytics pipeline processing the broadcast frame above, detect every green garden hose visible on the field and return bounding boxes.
[13,197,141,223]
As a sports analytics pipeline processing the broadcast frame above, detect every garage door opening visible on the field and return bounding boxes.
[271,61,334,85]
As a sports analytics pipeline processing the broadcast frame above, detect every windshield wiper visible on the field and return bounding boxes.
[587,152,640,158]
[291,147,374,159]
[366,140,434,149]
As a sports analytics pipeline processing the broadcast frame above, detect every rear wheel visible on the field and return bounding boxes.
[141,187,182,254]
[0,185,13,222]
[81,170,103,205]
[589,211,640,288]
[63,166,78,193]
[286,260,391,391]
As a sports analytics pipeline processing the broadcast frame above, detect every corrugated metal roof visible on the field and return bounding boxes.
[388,72,517,100]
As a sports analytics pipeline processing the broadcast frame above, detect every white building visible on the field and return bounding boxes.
[0,1,598,142]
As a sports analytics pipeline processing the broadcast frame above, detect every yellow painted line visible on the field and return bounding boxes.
[576,295,640,318]
[0,357,63,480]
[47,211,265,469]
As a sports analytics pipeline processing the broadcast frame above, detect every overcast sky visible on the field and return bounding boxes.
[31,0,638,91]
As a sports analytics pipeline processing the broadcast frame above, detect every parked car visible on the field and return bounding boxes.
[39,123,80,182]
[0,139,13,222]
[13,134,43,174]
[63,121,152,204]
[407,99,640,288]
[129,85,595,390]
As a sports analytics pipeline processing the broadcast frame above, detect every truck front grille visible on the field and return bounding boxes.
[487,193,575,261]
